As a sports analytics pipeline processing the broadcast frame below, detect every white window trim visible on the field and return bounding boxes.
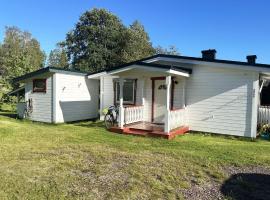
[115,79,136,105]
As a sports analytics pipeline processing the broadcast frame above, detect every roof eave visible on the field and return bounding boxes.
[88,62,192,79]
[7,86,25,96]
[13,67,87,83]
[152,55,270,72]
[13,68,51,83]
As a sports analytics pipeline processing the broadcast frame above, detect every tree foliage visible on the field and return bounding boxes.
[0,26,46,79]
[121,20,155,63]
[0,26,45,103]
[63,8,155,72]
[48,46,69,68]
[64,8,126,72]
[155,45,180,55]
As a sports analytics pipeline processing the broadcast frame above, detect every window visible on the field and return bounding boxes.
[33,79,46,93]
[115,79,136,105]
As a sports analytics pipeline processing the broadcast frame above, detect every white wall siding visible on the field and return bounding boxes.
[143,78,152,122]
[55,73,99,123]
[136,79,143,105]
[99,76,116,120]
[25,76,53,123]
[185,66,257,137]
[173,77,185,109]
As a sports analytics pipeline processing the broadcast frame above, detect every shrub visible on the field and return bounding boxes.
[259,124,270,136]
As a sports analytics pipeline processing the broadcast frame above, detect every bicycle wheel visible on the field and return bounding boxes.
[104,114,114,129]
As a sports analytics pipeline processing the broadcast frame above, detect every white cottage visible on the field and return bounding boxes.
[13,67,99,123]
[12,50,270,139]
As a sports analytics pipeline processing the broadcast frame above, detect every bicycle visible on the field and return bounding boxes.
[104,105,119,129]
[23,99,33,119]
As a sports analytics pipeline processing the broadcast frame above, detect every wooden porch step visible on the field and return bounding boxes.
[124,128,150,136]
[109,125,189,139]
[128,127,153,133]
[109,127,124,134]
[168,126,189,139]
[124,129,170,139]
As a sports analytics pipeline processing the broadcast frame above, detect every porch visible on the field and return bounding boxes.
[110,118,189,140]
[107,67,191,139]
[7,87,26,118]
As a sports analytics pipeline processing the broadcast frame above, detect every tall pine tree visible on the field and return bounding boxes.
[48,46,69,68]
[121,20,155,63]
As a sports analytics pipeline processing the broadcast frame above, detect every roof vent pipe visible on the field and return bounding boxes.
[246,55,257,65]
[201,49,217,60]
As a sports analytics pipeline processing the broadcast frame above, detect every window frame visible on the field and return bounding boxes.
[33,79,47,93]
[114,79,137,105]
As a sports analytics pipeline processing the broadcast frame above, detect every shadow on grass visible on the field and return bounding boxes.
[70,119,105,128]
[220,173,270,200]
[189,131,256,142]
[0,111,17,119]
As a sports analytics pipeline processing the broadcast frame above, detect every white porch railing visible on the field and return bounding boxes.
[124,105,144,124]
[17,102,26,119]
[169,108,186,130]
[258,106,270,124]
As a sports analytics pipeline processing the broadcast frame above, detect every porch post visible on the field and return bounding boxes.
[141,78,145,122]
[118,78,124,128]
[182,78,186,108]
[141,78,145,106]
[165,76,171,133]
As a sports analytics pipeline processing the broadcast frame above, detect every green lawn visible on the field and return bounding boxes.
[0,111,270,199]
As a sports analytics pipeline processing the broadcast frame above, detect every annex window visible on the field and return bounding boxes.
[33,79,46,93]
[115,79,136,105]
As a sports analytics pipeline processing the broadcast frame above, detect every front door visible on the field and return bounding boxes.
[153,79,167,124]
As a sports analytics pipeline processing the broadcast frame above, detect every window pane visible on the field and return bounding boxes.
[115,80,135,103]
[116,83,120,101]
[123,81,134,102]
[33,79,46,92]
[35,81,46,89]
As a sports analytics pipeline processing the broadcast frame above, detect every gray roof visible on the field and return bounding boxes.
[13,67,86,83]
[87,54,270,76]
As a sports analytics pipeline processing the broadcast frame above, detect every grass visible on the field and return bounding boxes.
[0,109,270,199]
[0,102,16,112]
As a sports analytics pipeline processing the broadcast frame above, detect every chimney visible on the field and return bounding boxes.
[201,49,217,60]
[246,55,257,64]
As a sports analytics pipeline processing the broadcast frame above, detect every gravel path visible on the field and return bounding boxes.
[181,166,270,200]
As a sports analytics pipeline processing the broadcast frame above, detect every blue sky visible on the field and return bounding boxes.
[0,0,270,63]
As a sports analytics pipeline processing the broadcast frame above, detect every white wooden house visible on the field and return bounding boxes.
[12,50,270,139]
[13,67,99,123]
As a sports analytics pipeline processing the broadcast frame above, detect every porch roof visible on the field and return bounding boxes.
[7,86,25,96]
[87,61,192,79]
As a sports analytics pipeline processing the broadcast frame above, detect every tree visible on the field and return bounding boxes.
[0,26,45,103]
[0,26,46,79]
[63,9,156,72]
[155,45,180,55]
[48,46,69,68]
[121,20,155,63]
[63,8,126,72]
